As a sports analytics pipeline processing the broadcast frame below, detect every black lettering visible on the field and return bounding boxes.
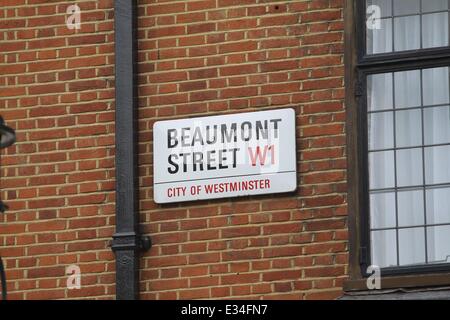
[167,154,179,174]
[231,148,239,168]
[181,128,190,147]
[168,129,178,148]
[191,127,204,146]
[207,150,216,170]
[241,121,252,141]
[192,152,204,171]
[270,119,282,138]
[221,123,237,143]
[256,120,268,140]
[218,149,228,169]
[206,125,217,144]
[181,153,189,172]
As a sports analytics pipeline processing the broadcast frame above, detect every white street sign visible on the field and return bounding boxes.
[153,108,297,203]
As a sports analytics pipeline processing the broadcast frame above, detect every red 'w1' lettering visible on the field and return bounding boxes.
[248,145,275,166]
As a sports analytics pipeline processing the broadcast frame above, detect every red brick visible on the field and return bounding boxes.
[0,0,348,301]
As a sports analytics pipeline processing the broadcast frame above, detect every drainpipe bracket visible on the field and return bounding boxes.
[111,232,152,253]
[140,235,152,252]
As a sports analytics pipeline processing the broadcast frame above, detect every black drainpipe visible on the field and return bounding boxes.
[112,0,151,300]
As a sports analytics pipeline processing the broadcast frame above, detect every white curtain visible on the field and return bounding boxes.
[422,12,449,49]
[368,72,396,267]
[394,15,420,51]
[367,0,450,268]
[367,3,449,54]
[423,67,450,264]
[369,66,450,267]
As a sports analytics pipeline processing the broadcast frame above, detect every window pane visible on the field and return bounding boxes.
[399,228,426,266]
[394,15,420,51]
[367,0,392,18]
[425,145,450,184]
[394,0,420,15]
[427,225,450,263]
[368,73,393,111]
[370,192,397,229]
[398,189,424,227]
[423,67,449,106]
[365,3,450,269]
[366,0,450,55]
[395,70,421,108]
[367,18,393,55]
[422,0,448,13]
[370,151,395,189]
[371,230,398,268]
[422,12,449,49]
[426,187,450,224]
[369,112,394,150]
[424,106,450,145]
[397,148,423,187]
[395,109,422,148]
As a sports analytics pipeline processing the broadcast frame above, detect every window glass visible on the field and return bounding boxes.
[394,0,420,15]
[367,19,393,54]
[426,188,450,224]
[422,0,448,13]
[367,0,392,17]
[424,106,450,145]
[422,12,449,49]
[369,112,394,150]
[368,66,450,269]
[397,189,424,227]
[399,228,426,266]
[396,148,423,187]
[394,70,421,108]
[395,109,422,148]
[425,145,450,184]
[370,192,397,229]
[366,0,450,54]
[427,225,450,263]
[423,67,449,106]
[369,150,395,189]
[367,73,393,111]
[394,15,421,51]
[371,230,398,268]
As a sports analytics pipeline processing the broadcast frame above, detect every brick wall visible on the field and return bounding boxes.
[0,0,116,299]
[0,0,347,300]
[137,0,347,300]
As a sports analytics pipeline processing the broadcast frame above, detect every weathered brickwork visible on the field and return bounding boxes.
[0,0,116,299]
[137,0,347,300]
[0,0,347,300]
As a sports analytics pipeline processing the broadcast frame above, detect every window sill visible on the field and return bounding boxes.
[339,287,450,300]
[344,272,450,292]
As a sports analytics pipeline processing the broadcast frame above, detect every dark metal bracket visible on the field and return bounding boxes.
[0,201,7,214]
[111,232,152,252]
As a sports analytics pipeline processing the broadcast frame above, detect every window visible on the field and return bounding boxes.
[368,67,450,270]
[367,0,450,54]
[348,0,450,280]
